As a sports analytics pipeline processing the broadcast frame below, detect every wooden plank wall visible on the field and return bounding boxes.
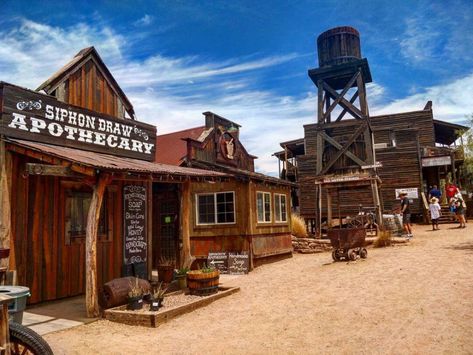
[298,110,435,218]
[65,60,124,119]
[10,153,123,304]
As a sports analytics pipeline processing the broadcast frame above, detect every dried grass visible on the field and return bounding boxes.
[374,229,392,248]
[291,214,308,238]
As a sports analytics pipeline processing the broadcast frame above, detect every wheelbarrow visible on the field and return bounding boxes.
[328,227,367,261]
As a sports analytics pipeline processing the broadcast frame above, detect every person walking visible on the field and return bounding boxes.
[454,193,467,228]
[429,197,441,231]
[399,192,413,239]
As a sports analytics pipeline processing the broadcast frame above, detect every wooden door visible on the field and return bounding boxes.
[152,185,179,269]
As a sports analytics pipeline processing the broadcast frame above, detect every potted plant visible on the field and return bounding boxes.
[174,267,189,289]
[150,282,168,311]
[187,264,220,296]
[127,277,144,310]
[157,257,175,283]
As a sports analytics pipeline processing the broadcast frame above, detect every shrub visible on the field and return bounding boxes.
[374,229,392,248]
[291,214,308,238]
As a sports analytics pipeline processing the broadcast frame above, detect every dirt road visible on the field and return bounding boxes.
[45,224,473,354]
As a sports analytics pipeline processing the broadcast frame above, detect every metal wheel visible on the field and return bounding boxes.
[360,248,368,259]
[348,249,357,261]
[331,250,341,261]
[9,321,54,355]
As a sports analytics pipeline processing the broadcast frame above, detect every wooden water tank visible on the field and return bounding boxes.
[317,26,361,67]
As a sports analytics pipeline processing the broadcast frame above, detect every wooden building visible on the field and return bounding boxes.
[156,111,294,268]
[274,27,468,231]
[0,48,232,316]
[0,47,294,316]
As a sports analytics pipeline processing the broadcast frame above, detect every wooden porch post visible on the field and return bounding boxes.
[179,180,193,269]
[85,173,111,318]
[0,139,12,269]
[0,294,11,355]
[326,189,332,228]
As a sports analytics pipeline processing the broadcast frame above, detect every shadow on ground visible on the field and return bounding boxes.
[444,242,473,253]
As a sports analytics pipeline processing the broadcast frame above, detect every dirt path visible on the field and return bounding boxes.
[44,224,473,354]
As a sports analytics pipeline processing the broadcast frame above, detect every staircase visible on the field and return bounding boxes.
[437,204,456,224]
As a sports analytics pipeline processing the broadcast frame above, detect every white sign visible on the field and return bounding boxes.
[421,156,451,167]
[395,188,419,199]
[361,162,382,169]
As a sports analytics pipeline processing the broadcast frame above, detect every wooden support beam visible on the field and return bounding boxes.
[356,71,369,117]
[146,181,153,278]
[323,82,363,119]
[0,294,11,355]
[26,163,84,178]
[0,140,12,269]
[319,126,368,175]
[179,181,193,269]
[85,172,111,318]
[323,71,360,122]
[336,90,359,122]
[326,189,332,228]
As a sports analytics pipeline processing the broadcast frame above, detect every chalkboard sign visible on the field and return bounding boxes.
[228,252,249,274]
[207,252,228,274]
[123,185,147,265]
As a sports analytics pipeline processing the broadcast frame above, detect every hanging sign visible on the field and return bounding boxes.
[0,83,156,161]
[123,185,147,265]
[421,156,451,167]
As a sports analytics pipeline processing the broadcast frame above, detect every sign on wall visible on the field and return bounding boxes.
[0,83,156,161]
[123,185,147,265]
[395,188,419,199]
[421,156,451,167]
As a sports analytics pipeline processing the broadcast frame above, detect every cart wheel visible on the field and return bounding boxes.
[360,248,368,259]
[332,250,341,261]
[348,249,357,261]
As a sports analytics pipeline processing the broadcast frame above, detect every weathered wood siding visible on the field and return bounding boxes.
[188,180,292,259]
[58,59,127,119]
[298,109,434,218]
[9,153,124,304]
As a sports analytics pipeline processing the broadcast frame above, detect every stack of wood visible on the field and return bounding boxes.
[291,236,332,254]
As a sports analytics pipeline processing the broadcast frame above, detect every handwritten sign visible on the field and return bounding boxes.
[208,252,228,274]
[123,185,147,265]
[228,252,249,275]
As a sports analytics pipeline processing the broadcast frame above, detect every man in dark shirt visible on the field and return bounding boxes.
[400,192,413,239]
[428,185,442,200]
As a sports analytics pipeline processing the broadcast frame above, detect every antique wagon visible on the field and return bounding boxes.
[327,227,367,261]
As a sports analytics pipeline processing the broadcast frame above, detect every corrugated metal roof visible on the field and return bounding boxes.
[7,138,229,178]
[155,126,206,165]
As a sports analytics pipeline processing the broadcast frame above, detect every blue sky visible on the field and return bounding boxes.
[1,0,472,175]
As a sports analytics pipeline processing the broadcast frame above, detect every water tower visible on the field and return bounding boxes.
[307,26,383,233]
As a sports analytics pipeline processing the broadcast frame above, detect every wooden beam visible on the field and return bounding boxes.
[323,71,360,122]
[147,181,153,278]
[0,140,11,269]
[336,90,359,122]
[85,173,111,318]
[323,82,363,119]
[179,181,193,269]
[26,163,84,178]
[0,294,11,355]
[319,127,368,175]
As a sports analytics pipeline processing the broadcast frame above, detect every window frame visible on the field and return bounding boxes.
[274,193,288,223]
[195,191,236,226]
[256,191,272,223]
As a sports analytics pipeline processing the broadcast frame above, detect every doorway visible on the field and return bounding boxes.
[152,184,180,269]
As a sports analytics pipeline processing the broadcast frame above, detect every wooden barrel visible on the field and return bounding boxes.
[186,270,219,296]
[100,276,151,309]
[317,26,361,67]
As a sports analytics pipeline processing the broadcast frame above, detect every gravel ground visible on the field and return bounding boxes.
[45,223,473,354]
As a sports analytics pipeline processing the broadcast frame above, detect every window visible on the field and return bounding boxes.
[257,192,271,223]
[274,194,287,222]
[196,192,235,225]
[65,190,108,244]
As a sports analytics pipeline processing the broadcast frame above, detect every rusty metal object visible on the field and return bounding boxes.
[328,227,366,249]
[100,276,151,309]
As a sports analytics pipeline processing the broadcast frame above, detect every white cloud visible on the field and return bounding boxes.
[0,18,471,178]
[134,14,153,27]
[371,73,473,124]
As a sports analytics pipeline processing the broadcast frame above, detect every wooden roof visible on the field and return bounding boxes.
[36,46,135,119]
